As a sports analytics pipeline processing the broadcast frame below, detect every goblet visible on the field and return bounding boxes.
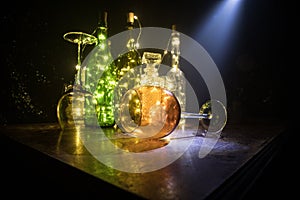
[57,32,98,130]
[115,85,227,139]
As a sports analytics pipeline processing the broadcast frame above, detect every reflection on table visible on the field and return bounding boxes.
[0,120,286,199]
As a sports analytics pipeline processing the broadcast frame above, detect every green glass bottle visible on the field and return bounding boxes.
[83,11,117,127]
[114,11,142,125]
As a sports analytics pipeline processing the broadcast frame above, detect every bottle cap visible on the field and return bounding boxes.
[99,11,108,28]
[103,11,108,26]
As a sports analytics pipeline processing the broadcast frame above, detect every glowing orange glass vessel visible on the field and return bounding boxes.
[116,85,227,140]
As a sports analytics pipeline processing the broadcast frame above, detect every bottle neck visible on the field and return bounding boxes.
[96,11,108,45]
[96,26,108,45]
[126,12,136,50]
[126,23,136,50]
[171,31,180,69]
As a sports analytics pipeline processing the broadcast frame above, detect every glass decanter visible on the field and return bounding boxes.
[117,85,227,139]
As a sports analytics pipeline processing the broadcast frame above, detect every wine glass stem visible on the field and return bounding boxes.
[76,43,83,86]
[181,112,210,119]
[77,43,81,66]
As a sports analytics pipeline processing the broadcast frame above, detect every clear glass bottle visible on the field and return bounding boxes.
[165,25,186,112]
[83,11,117,127]
[114,11,142,126]
[114,11,142,81]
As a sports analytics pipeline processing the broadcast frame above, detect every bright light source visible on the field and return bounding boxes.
[193,0,243,66]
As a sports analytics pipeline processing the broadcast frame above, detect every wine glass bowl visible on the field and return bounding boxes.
[63,32,98,45]
[57,89,95,130]
[198,99,227,134]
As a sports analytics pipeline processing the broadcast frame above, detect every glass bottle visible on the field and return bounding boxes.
[114,11,142,126]
[165,25,186,118]
[82,11,117,127]
[114,11,142,81]
[165,25,186,110]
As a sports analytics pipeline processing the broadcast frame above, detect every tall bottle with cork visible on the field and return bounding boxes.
[165,24,186,120]
[114,11,142,125]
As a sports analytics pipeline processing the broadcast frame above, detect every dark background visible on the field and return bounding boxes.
[1,0,285,125]
[1,1,294,199]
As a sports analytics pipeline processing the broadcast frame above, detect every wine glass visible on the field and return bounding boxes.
[115,85,227,139]
[57,32,98,130]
